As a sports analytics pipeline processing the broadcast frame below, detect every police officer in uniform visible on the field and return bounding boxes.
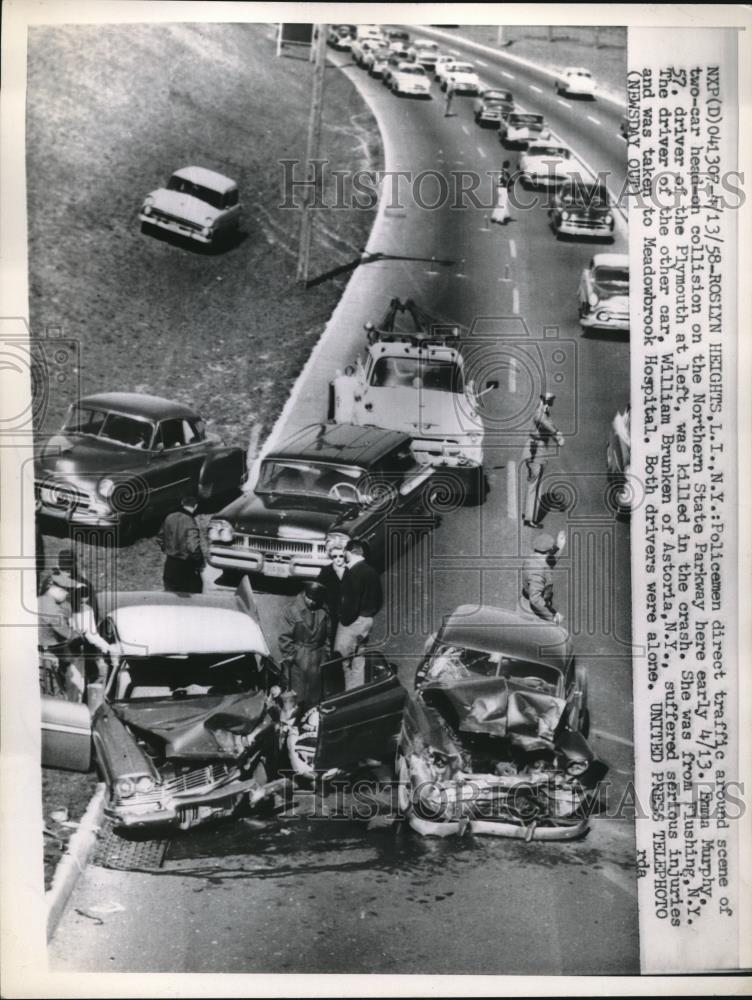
[519,530,567,625]
[522,393,565,529]
[157,495,204,593]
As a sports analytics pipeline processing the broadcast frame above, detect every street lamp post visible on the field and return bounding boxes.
[296,24,328,285]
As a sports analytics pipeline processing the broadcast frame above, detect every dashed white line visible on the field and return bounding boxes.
[461,124,469,135]
[512,286,519,313]
[476,146,487,159]
[587,114,602,125]
[556,98,569,108]
[449,48,461,55]
[508,356,518,393]
[501,71,515,80]
[476,58,488,67]
[528,84,542,94]
[509,239,517,259]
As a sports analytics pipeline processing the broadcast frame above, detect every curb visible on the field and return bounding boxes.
[46,782,106,941]
[412,25,627,109]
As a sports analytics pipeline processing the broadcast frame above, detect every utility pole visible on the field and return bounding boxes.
[496,25,504,46]
[296,24,328,285]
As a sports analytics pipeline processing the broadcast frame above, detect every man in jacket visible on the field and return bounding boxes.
[519,530,567,625]
[335,539,382,690]
[157,495,204,593]
[522,393,565,529]
[278,582,331,712]
[38,569,80,698]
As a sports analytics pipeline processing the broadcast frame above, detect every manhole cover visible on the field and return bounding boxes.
[92,820,169,871]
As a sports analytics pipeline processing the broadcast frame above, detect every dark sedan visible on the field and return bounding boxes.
[472,88,515,127]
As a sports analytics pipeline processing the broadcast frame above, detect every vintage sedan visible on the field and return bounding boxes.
[35,392,245,535]
[606,404,634,510]
[139,166,241,246]
[499,111,546,148]
[390,62,432,98]
[518,140,575,188]
[398,605,603,839]
[439,62,481,95]
[577,253,630,334]
[327,24,355,49]
[472,88,515,127]
[208,422,436,579]
[365,45,392,78]
[351,34,384,66]
[381,49,411,86]
[407,38,440,71]
[554,66,597,98]
[549,178,615,241]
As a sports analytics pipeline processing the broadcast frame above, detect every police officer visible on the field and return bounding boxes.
[157,495,204,593]
[519,530,567,625]
[522,393,565,529]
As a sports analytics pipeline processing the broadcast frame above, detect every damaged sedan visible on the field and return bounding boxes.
[397,605,607,840]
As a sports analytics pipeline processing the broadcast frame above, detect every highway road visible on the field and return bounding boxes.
[49,42,637,975]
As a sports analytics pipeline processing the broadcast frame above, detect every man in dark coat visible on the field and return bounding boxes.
[157,495,204,593]
[335,540,383,690]
[522,393,565,528]
[278,582,330,712]
[519,530,566,625]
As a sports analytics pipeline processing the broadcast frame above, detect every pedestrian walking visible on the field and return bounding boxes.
[519,530,567,625]
[491,160,512,224]
[37,570,81,700]
[278,582,330,712]
[522,393,565,528]
[334,539,382,690]
[157,495,204,593]
[444,83,454,116]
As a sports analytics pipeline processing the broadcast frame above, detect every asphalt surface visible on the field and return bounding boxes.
[49,45,636,974]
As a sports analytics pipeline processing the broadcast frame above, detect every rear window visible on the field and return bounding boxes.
[511,114,543,126]
[561,182,610,207]
[167,174,226,210]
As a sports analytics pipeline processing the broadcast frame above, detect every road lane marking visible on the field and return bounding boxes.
[509,355,517,393]
[461,124,469,135]
[512,286,519,313]
[509,238,517,259]
[507,461,518,519]
[528,84,542,93]
[592,728,634,748]
[476,58,488,67]
[477,146,487,159]
[556,98,569,108]
[587,114,602,125]
[501,71,515,80]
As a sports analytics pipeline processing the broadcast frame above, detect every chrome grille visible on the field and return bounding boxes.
[114,763,236,806]
[233,534,317,557]
[35,479,91,512]
[150,210,203,232]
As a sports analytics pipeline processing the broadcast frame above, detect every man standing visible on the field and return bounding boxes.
[278,582,330,712]
[56,544,100,621]
[522,393,565,529]
[38,569,79,699]
[157,495,204,593]
[519,530,567,625]
[444,82,454,116]
[335,539,382,690]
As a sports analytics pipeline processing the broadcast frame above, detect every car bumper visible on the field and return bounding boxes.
[208,544,326,579]
[399,86,431,96]
[36,503,120,527]
[522,172,567,187]
[407,811,589,840]
[450,82,478,94]
[478,112,503,124]
[556,219,614,238]
[140,212,214,244]
[580,310,629,332]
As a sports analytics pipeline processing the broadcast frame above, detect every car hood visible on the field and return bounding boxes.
[35,433,144,477]
[419,676,567,745]
[509,123,543,134]
[112,690,269,761]
[593,289,629,310]
[219,491,351,536]
[449,72,479,83]
[147,188,222,225]
[363,387,477,436]
[523,155,572,174]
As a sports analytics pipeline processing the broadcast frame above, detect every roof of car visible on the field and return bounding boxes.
[593,253,629,269]
[439,605,573,671]
[101,591,269,656]
[510,111,543,120]
[268,422,410,466]
[172,166,237,193]
[76,392,197,420]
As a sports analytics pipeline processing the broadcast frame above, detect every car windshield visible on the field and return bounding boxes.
[561,183,610,208]
[451,64,475,73]
[257,459,363,500]
[594,266,629,288]
[528,145,570,158]
[399,65,425,75]
[424,643,562,692]
[111,652,267,701]
[415,41,438,51]
[370,356,464,392]
[485,91,512,102]
[63,406,155,449]
[512,114,543,126]
[167,174,225,210]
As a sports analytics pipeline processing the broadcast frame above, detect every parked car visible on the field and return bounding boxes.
[577,253,630,334]
[518,140,575,188]
[365,45,391,77]
[390,62,432,98]
[139,166,241,246]
[548,178,615,241]
[34,392,245,535]
[433,54,455,80]
[439,62,480,94]
[386,28,410,45]
[472,88,515,126]
[554,66,596,98]
[397,605,604,839]
[606,405,633,510]
[407,38,441,71]
[207,423,436,579]
[352,35,384,66]
[382,50,411,86]
[328,25,356,50]
[498,111,546,148]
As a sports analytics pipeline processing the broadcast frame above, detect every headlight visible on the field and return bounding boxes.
[115,777,135,799]
[604,213,613,225]
[135,775,155,794]
[561,210,570,220]
[142,196,154,215]
[208,518,234,543]
[98,477,115,498]
[588,292,599,307]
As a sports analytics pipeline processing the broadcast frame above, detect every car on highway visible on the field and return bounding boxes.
[397,605,604,839]
[577,253,630,334]
[433,54,455,80]
[382,49,412,86]
[438,61,481,94]
[139,166,241,246]
[386,28,410,46]
[472,87,515,127]
[554,66,597,98]
[498,111,546,148]
[390,62,432,98]
[364,45,391,78]
[351,34,384,66]
[518,140,575,188]
[606,404,633,510]
[207,422,436,579]
[34,392,245,535]
[327,24,356,50]
[407,38,441,71]
[548,177,616,241]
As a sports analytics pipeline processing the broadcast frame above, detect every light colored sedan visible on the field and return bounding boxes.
[391,62,432,97]
[139,166,240,245]
[577,253,630,333]
[554,66,596,98]
[518,141,575,187]
[439,62,481,94]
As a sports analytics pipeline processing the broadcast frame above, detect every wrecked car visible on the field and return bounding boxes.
[396,605,606,839]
